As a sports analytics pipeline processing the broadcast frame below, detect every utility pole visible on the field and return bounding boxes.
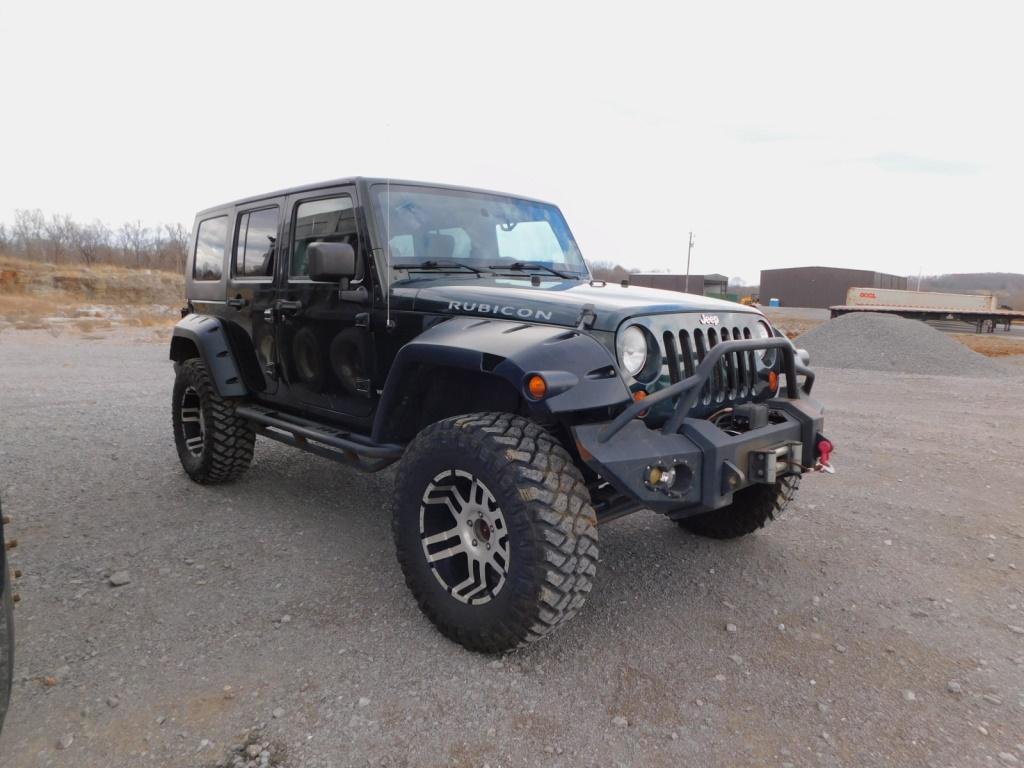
[684,232,695,293]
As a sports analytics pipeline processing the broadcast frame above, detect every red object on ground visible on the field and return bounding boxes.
[817,439,833,465]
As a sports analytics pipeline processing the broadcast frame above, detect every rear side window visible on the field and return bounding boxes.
[234,207,278,278]
[291,195,356,277]
[193,216,228,281]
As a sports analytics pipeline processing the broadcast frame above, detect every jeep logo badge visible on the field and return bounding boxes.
[699,314,720,326]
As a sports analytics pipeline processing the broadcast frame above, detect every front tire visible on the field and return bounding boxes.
[393,413,598,653]
[676,475,800,539]
[172,358,255,484]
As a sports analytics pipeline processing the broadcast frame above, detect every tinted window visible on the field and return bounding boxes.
[291,195,356,277]
[234,207,278,278]
[193,216,228,281]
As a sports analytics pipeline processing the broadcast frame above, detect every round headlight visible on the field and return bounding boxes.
[755,319,776,365]
[617,325,649,377]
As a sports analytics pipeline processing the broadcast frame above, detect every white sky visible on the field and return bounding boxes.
[1,1,1021,284]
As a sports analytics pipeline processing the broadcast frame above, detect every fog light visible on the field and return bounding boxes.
[644,464,676,490]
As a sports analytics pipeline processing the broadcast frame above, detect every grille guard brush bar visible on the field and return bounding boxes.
[598,337,814,443]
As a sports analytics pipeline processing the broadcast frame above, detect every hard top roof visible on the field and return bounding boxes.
[196,177,556,217]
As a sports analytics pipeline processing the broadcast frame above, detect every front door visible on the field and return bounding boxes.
[275,187,375,424]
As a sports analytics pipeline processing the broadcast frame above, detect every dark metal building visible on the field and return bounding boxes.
[759,267,907,309]
[630,273,729,297]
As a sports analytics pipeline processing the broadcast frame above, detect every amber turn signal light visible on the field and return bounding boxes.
[767,370,779,393]
[527,374,548,399]
[633,389,648,417]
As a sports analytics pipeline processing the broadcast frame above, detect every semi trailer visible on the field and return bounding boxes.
[830,287,1022,332]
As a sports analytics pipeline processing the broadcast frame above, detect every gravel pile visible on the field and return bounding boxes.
[798,312,1009,377]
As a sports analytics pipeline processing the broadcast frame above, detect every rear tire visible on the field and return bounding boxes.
[172,358,255,484]
[393,413,599,653]
[676,475,800,539]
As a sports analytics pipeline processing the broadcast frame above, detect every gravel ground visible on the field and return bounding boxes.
[761,306,1024,342]
[797,313,1013,376]
[1,330,1023,767]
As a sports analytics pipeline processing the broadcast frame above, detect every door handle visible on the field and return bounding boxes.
[226,296,248,309]
[276,300,303,316]
[263,299,302,322]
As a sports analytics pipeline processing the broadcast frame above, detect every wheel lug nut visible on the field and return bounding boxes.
[472,539,478,546]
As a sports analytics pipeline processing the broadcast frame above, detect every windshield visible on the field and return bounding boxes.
[370,184,588,277]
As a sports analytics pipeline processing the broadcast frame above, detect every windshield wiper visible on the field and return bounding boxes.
[487,261,576,279]
[395,260,487,274]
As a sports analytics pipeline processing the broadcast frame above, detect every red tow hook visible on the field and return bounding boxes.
[815,438,835,474]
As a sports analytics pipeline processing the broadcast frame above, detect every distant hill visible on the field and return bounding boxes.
[919,272,1024,309]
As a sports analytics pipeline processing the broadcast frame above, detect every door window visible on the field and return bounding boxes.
[234,207,279,278]
[291,195,357,277]
[193,216,228,281]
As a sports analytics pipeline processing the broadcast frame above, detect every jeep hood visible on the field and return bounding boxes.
[393,276,763,332]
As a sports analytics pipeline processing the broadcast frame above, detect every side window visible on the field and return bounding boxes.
[233,207,278,278]
[193,216,228,281]
[291,195,356,277]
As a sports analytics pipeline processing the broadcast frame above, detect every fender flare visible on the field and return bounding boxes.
[169,314,248,398]
[371,316,630,442]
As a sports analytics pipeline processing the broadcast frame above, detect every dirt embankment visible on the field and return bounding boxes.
[0,256,183,337]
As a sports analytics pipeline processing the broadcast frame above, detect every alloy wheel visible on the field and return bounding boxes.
[419,469,510,605]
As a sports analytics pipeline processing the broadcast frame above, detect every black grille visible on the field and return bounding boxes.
[657,321,760,407]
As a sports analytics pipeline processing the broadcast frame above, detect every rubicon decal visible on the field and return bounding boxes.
[699,313,720,326]
[447,301,553,322]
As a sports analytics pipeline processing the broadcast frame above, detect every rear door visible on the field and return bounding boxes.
[227,201,282,394]
[275,185,375,423]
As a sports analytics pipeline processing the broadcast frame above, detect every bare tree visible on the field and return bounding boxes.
[1,209,192,270]
[162,222,190,272]
[589,259,637,283]
[118,220,150,268]
[45,213,76,263]
[11,208,46,260]
[70,220,112,267]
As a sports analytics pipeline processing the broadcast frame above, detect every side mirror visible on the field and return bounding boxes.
[308,242,357,284]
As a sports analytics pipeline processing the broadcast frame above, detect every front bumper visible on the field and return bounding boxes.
[572,337,826,517]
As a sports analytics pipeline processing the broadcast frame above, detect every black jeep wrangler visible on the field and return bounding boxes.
[170,178,829,652]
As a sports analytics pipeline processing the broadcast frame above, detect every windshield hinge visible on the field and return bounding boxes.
[576,303,597,330]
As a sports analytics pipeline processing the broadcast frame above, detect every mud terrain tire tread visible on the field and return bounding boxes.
[677,474,800,539]
[172,358,255,484]
[393,412,599,653]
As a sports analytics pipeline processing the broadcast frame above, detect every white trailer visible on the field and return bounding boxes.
[830,287,1022,333]
[843,287,996,312]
